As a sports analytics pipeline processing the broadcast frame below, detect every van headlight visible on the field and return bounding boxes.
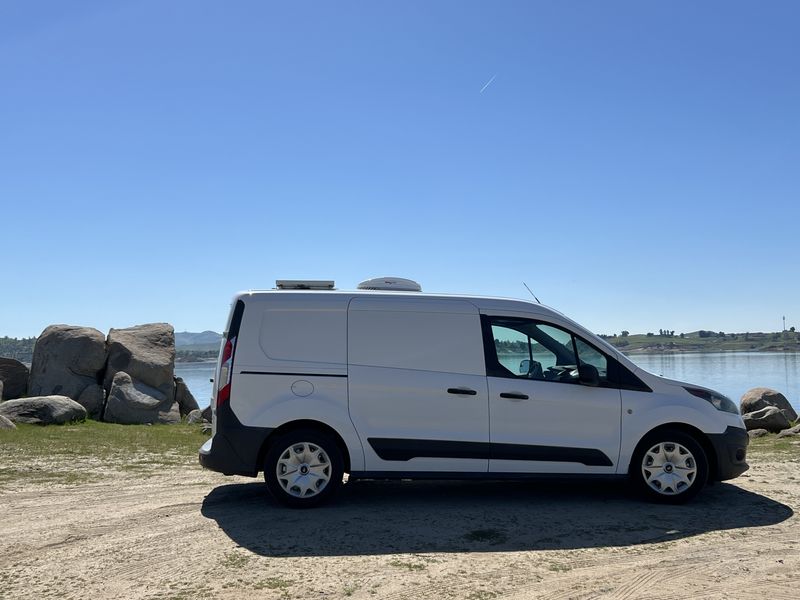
[684,387,739,414]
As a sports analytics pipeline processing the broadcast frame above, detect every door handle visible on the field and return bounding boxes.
[499,392,530,400]
[447,387,478,395]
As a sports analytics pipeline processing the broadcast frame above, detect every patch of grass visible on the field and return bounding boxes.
[388,559,426,571]
[0,421,210,484]
[253,577,292,590]
[343,583,359,596]
[221,552,250,569]
[463,528,508,545]
[468,592,498,600]
[748,434,800,458]
[547,562,571,572]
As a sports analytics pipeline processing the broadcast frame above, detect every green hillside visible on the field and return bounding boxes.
[602,330,800,353]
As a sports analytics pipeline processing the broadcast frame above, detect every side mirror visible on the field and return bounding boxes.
[519,359,530,374]
[578,364,600,387]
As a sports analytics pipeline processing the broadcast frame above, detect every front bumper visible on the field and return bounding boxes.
[708,425,749,481]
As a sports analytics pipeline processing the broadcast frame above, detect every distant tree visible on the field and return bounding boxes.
[646,332,654,337]
[670,330,675,337]
[620,330,629,337]
[680,332,685,338]
[659,329,663,336]
[718,331,725,338]
[745,332,750,341]
[698,330,711,338]
[791,326,796,333]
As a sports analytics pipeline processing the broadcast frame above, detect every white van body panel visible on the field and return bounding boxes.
[231,371,366,471]
[615,375,745,474]
[347,296,489,471]
[233,293,349,375]
[487,377,622,474]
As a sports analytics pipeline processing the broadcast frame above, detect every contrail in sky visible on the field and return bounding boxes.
[479,75,496,94]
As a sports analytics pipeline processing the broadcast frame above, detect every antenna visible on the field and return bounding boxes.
[522,282,540,304]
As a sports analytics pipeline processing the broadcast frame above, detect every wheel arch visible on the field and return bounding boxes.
[628,422,718,481]
[257,419,352,474]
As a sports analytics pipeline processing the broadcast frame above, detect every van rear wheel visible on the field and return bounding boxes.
[631,429,708,504]
[264,429,344,508]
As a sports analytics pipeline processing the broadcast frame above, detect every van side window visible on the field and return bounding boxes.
[574,337,610,385]
[486,317,610,386]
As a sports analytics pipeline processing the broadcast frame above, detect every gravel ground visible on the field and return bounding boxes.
[1,440,798,599]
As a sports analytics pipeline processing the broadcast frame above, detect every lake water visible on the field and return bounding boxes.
[629,352,799,410]
[175,362,215,409]
[175,352,800,412]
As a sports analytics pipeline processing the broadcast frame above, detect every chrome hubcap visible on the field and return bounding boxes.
[641,441,697,496]
[276,442,332,498]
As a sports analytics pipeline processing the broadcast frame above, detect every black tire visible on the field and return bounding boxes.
[630,429,709,504]
[264,428,344,508]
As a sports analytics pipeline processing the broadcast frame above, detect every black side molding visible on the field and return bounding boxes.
[239,371,348,378]
[368,438,612,467]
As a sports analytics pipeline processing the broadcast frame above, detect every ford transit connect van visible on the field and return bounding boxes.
[199,278,748,507]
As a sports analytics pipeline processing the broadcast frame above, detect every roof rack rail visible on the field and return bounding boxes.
[275,280,336,290]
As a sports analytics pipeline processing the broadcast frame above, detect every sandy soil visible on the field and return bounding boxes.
[1,450,799,600]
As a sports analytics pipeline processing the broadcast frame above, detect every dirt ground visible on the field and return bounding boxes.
[2,444,799,600]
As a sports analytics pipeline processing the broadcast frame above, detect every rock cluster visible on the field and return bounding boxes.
[28,325,107,417]
[0,322,200,426]
[0,395,87,425]
[0,358,29,401]
[740,388,797,423]
[740,388,799,437]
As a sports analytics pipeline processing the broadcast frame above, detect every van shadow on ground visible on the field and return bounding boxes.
[200,478,793,557]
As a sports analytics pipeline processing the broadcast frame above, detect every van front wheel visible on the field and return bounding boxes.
[264,429,344,508]
[631,429,708,504]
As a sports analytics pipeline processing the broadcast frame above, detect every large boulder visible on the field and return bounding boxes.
[777,424,800,438]
[748,428,770,439]
[103,371,180,424]
[77,384,105,419]
[0,415,16,430]
[201,405,212,422]
[740,388,797,423]
[0,395,87,425]
[174,377,199,416]
[0,357,29,400]
[742,406,791,433]
[186,409,204,424]
[104,323,175,403]
[28,326,107,411]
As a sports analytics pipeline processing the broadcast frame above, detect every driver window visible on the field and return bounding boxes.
[489,320,580,382]
[488,317,616,386]
[575,337,610,384]
[491,324,553,379]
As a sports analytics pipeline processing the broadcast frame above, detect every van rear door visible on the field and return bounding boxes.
[347,297,489,473]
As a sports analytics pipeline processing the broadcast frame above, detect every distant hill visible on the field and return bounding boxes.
[603,330,800,353]
[175,331,222,351]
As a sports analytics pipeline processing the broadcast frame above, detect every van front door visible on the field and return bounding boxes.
[348,297,489,473]
[482,315,622,474]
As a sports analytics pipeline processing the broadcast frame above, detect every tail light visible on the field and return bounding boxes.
[216,336,237,407]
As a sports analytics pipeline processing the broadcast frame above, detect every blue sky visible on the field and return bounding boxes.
[1,1,798,338]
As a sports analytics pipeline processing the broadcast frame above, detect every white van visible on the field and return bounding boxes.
[199,278,748,507]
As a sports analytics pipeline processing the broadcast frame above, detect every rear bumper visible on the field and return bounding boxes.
[199,434,258,477]
[708,425,749,481]
[198,403,274,477]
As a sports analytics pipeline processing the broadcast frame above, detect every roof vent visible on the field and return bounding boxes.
[275,280,335,290]
[357,277,422,292]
